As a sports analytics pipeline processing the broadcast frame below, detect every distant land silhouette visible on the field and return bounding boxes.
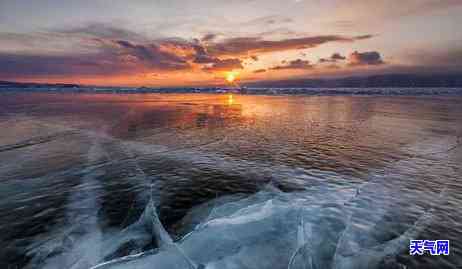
[1,73,462,90]
[243,73,462,88]
[0,81,79,88]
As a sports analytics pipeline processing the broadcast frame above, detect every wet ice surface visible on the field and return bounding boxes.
[0,93,461,269]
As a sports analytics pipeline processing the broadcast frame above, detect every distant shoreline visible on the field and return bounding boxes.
[1,87,462,96]
[2,73,462,90]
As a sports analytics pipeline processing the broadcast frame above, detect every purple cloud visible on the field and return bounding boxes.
[270,59,314,70]
[348,51,385,66]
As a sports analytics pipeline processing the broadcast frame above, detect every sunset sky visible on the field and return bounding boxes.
[0,0,461,86]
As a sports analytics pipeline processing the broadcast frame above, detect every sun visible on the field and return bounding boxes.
[225,71,238,83]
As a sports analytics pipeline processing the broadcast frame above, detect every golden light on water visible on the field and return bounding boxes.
[228,94,234,105]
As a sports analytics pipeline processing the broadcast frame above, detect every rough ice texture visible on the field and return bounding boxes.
[11,118,457,269]
[29,163,443,269]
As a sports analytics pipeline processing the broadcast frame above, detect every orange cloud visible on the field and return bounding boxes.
[202,58,244,72]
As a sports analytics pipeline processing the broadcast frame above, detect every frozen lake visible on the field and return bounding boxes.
[0,93,461,268]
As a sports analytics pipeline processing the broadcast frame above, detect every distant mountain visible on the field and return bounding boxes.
[0,81,80,88]
[1,73,462,92]
[244,73,462,88]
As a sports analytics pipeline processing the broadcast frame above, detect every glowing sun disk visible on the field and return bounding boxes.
[225,71,238,83]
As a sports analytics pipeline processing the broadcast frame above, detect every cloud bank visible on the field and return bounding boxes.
[0,24,375,81]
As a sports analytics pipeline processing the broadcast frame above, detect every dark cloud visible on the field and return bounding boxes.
[193,54,218,64]
[331,53,346,60]
[201,33,217,42]
[207,35,373,56]
[354,35,374,40]
[253,69,266,73]
[0,38,192,79]
[319,53,346,63]
[0,24,194,78]
[113,40,190,69]
[0,52,118,77]
[192,43,219,64]
[270,59,314,70]
[348,51,385,66]
[251,55,259,61]
[202,58,243,72]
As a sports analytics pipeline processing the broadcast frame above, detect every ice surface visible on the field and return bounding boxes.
[88,166,441,269]
[10,120,457,269]
[25,139,106,269]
